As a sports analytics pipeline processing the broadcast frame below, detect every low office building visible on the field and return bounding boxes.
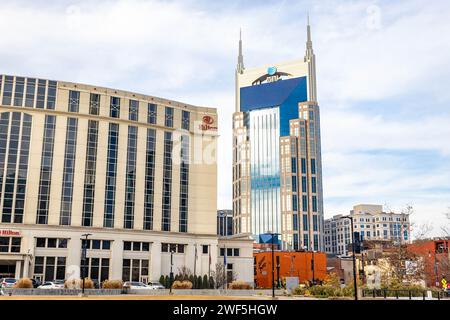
[324,204,411,256]
[0,74,224,283]
[217,234,254,285]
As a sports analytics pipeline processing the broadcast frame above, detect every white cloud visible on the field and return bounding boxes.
[1,0,449,236]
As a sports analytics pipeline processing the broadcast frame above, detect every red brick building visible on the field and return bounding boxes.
[407,238,450,288]
[254,251,327,289]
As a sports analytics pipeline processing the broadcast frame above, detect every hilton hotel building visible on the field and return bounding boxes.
[0,74,256,284]
[233,22,324,251]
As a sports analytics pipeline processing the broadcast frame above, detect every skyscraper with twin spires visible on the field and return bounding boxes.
[232,20,324,251]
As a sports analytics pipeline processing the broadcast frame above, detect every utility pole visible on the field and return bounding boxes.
[81,233,92,295]
[341,217,358,300]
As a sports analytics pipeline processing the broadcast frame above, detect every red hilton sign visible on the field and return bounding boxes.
[199,115,218,131]
[0,230,21,236]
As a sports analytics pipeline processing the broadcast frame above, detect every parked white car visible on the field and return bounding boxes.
[147,282,165,289]
[0,278,17,288]
[123,281,150,289]
[37,280,65,289]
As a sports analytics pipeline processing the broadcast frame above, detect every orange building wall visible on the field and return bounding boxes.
[254,251,327,289]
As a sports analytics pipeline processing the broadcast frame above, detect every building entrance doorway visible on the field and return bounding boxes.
[0,261,16,278]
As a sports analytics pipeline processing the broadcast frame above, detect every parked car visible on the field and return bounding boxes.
[147,282,165,289]
[37,280,65,289]
[0,278,17,288]
[123,281,150,289]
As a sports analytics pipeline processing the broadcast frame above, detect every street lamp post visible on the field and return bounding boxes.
[311,250,315,285]
[266,231,280,299]
[169,249,174,294]
[341,217,358,301]
[81,233,92,295]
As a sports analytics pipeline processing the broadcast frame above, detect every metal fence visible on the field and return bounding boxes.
[362,289,450,300]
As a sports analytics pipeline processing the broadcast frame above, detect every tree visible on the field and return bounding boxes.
[202,275,209,289]
[164,275,170,288]
[159,275,166,288]
[211,263,236,289]
[197,276,203,289]
[380,245,425,287]
[209,276,215,289]
[177,266,193,281]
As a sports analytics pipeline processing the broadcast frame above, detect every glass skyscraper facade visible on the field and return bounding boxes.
[233,23,324,251]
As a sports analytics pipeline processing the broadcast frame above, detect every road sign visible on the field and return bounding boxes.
[442,278,447,289]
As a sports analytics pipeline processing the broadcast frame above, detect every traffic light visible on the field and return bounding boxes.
[354,232,361,254]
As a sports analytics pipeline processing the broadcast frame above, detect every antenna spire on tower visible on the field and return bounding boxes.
[237,28,245,74]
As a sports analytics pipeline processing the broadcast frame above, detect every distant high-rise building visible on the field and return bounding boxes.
[217,210,233,236]
[324,204,411,256]
[232,20,324,251]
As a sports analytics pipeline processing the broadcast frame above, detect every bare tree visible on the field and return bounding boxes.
[413,222,434,240]
[441,207,450,237]
[381,245,426,287]
[211,263,236,289]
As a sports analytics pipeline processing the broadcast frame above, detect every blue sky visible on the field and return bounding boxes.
[0,0,449,236]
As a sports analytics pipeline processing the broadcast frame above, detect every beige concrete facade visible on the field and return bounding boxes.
[0,74,252,284]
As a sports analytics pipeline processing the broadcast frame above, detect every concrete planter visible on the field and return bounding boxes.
[129,289,285,296]
[2,288,123,296]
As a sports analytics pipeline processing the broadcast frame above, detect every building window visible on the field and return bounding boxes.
[147,103,157,124]
[312,196,317,212]
[313,215,318,231]
[89,93,100,115]
[123,241,150,252]
[303,234,309,250]
[0,112,32,224]
[81,257,110,283]
[302,195,308,212]
[46,81,57,110]
[293,214,298,231]
[179,135,189,232]
[129,99,139,121]
[13,77,25,106]
[36,115,56,225]
[124,126,138,229]
[311,177,317,194]
[59,118,78,226]
[2,76,13,105]
[25,78,36,108]
[33,256,66,281]
[301,158,306,174]
[302,176,307,193]
[202,245,209,254]
[68,90,80,112]
[233,248,240,257]
[162,132,173,231]
[103,123,119,228]
[143,129,156,230]
[303,214,309,231]
[82,120,98,227]
[165,107,173,127]
[181,110,190,130]
[292,176,297,193]
[161,243,185,253]
[292,195,298,211]
[0,237,21,253]
[36,79,46,109]
[122,259,149,282]
[110,96,120,118]
[291,157,297,173]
